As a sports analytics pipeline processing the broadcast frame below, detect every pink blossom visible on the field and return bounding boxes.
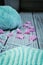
[29,26,34,29]
[0,29,4,34]
[29,28,35,32]
[7,32,13,38]
[24,29,30,34]
[16,34,24,39]
[26,21,31,24]
[17,28,22,34]
[29,35,37,41]
[23,23,29,28]
[27,26,35,32]
[0,39,4,44]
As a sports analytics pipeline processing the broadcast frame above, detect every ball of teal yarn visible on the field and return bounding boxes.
[0,6,22,30]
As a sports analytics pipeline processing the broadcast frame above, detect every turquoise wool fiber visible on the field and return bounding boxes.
[0,6,22,30]
[0,47,43,65]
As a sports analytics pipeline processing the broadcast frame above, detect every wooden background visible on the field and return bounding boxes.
[0,0,43,12]
[20,0,43,12]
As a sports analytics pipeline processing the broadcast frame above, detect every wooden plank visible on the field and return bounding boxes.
[33,13,43,49]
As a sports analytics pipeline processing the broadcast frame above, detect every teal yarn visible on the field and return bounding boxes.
[0,47,43,65]
[0,6,22,30]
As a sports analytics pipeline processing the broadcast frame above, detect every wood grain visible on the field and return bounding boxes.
[33,13,43,49]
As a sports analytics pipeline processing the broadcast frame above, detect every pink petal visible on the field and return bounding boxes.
[0,39,4,44]
[23,23,29,28]
[16,34,24,39]
[0,29,4,34]
[30,35,37,41]
[17,28,22,34]
[29,26,34,29]
[27,26,35,32]
[29,28,35,32]
[7,32,13,38]
[23,22,32,28]
[26,21,31,24]
[24,29,30,34]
